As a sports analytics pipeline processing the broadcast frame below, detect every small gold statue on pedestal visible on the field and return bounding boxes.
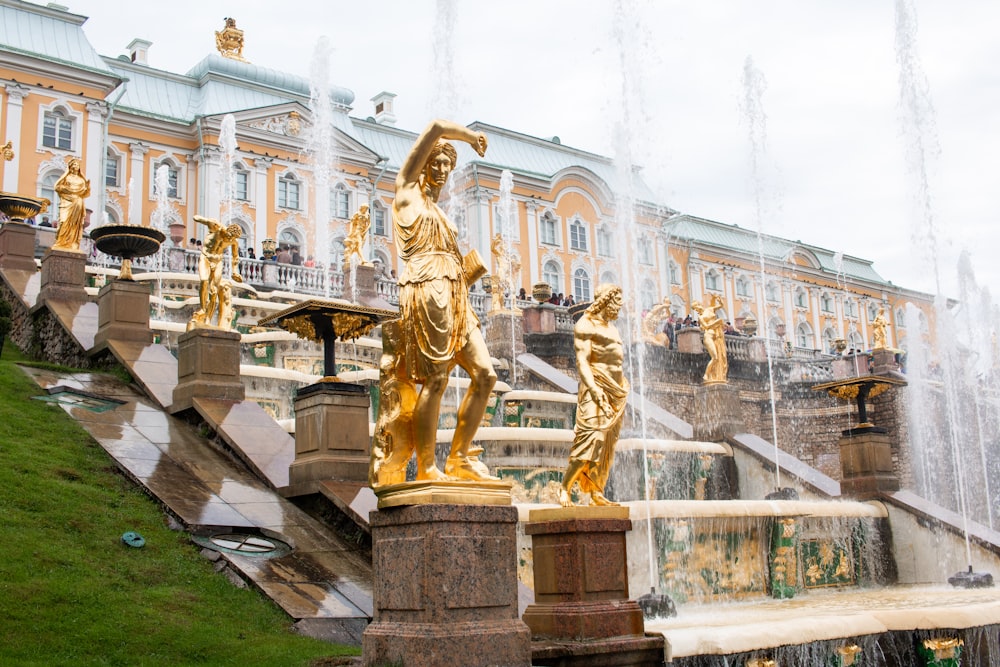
[871,306,889,350]
[369,120,499,493]
[51,158,90,252]
[343,204,372,267]
[187,215,242,330]
[691,293,728,384]
[560,284,629,507]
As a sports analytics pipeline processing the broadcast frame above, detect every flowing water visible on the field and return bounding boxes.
[308,37,337,298]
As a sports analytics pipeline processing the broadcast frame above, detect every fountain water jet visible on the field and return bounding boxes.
[308,36,337,298]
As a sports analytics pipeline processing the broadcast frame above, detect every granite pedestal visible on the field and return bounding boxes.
[675,328,703,354]
[484,310,526,364]
[342,263,377,302]
[522,304,556,334]
[290,382,370,489]
[692,382,743,441]
[522,507,664,666]
[170,327,244,414]
[363,504,531,667]
[38,248,87,304]
[839,429,900,498]
[0,221,37,272]
[91,280,153,353]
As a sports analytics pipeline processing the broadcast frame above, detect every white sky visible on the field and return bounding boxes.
[66,0,1000,302]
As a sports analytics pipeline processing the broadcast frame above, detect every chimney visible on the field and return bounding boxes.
[371,91,397,127]
[127,38,152,65]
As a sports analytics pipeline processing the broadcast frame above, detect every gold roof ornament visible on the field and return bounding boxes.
[215,17,248,63]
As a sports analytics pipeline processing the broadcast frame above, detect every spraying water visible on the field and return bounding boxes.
[741,55,783,492]
[308,37,337,298]
[497,170,519,385]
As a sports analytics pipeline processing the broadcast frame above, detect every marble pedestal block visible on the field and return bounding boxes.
[833,354,870,379]
[342,263,377,302]
[839,429,899,498]
[675,328,704,354]
[290,382,370,488]
[0,221,38,272]
[38,248,87,304]
[871,348,900,374]
[363,504,531,667]
[522,507,664,666]
[92,280,152,352]
[170,328,244,414]
[522,304,556,334]
[692,382,743,441]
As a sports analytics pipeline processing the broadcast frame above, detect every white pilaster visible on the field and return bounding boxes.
[254,157,272,252]
[525,200,540,286]
[85,101,107,213]
[3,84,28,192]
[128,142,149,226]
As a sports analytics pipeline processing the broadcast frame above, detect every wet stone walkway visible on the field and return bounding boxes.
[20,365,373,645]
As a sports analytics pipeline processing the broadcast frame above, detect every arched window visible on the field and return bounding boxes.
[669,261,681,285]
[278,173,301,210]
[867,302,880,321]
[767,317,784,340]
[332,183,351,219]
[569,218,588,251]
[844,299,858,318]
[765,281,779,302]
[42,107,73,150]
[796,322,813,349]
[597,226,614,257]
[848,330,864,350]
[104,207,119,224]
[573,268,591,302]
[794,288,808,309]
[637,240,653,265]
[278,228,302,254]
[540,212,558,246]
[39,172,61,218]
[670,295,685,316]
[820,292,834,313]
[542,260,561,293]
[823,327,839,354]
[896,308,906,328]
[154,159,180,198]
[735,276,750,297]
[640,280,657,311]
[705,269,721,292]
[600,271,617,286]
[329,236,345,268]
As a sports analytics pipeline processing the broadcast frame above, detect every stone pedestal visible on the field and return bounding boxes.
[38,248,87,303]
[833,354,869,379]
[871,348,900,374]
[676,328,703,354]
[290,382,370,489]
[168,246,187,272]
[522,507,664,667]
[92,280,152,352]
[342,263,377,302]
[692,383,743,441]
[522,304,556,334]
[839,429,899,498]
[363,504,531,667]
[0,221,38,272]
[170,327,244,414]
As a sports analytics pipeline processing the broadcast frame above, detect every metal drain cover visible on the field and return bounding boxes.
[192,532,291,558]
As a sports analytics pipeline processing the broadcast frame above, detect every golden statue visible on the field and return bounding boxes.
[489,232,520,312]
[378,119,496,483]
[691,293,728,384]
[1,141,13,162]
[215,17,248,62]
[871,306,889,350]
[343,204,372,267]
[560,284,629,507]
[370,320,418,486]
[641,297,672,345]
[51,158,91,252]
[188,215,242,330]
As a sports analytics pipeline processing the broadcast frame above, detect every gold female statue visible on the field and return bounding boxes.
[388,119,496,482]
[52,158,90,252]
[692,293,728,384]
[871,306,889,349]
[560,284,629,507]
[343,204,372,267]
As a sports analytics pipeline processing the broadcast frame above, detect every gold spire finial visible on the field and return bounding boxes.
[215,17,248,63]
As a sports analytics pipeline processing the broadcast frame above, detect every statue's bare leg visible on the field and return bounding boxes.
[413,370,449,481]
[445,329,498,481]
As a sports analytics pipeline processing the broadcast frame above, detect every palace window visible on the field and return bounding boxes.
[669,261,681,285]
[540,212,558,246]
[105,149,120,187]
[542,260,561,293]
[573,268,591,302]
[736,276,750,297]
[42,108,73,150]
[569,218,588,251]
[796,323,813,349]
[333,184,350,218]
[637,240,653,265]
[278,174,300,209]
[794,288,808,308]
[821,293,834,313]
[235,168,249,201]
[705,269,721,292]
[597,227,613,257]
[641,280,657,311]
[845,299,858,317]
[765,282,779,302]
[372,203,387,236]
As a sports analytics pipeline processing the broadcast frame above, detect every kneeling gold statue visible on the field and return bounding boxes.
[560,284,629,507]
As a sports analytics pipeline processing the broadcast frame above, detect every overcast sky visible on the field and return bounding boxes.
[66,0,1000,303]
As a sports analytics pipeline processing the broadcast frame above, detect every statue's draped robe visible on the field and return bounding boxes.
[393,195,478,382]
[53,173,89,251]
[569,367,629,494]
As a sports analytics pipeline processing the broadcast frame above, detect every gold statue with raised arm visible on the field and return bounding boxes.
[871,306,889,350]
[188,215,242,330]
[371,119,497,485]
[560,284,630,507]
[51,158,90,252]
[691,293,728,384]
[343,204,372,267]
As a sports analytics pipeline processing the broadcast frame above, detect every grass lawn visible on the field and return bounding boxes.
[0,341,359,666]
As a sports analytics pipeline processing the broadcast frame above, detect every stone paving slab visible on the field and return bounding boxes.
[104,339,179,409]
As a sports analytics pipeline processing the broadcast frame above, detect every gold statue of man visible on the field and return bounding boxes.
[691,293,728,383]
[188,215,242,330]
[388,119,496,482]
[560,284,629,507]
[871,306,889,350]
[343,204,372,267]
[51,158,91,252]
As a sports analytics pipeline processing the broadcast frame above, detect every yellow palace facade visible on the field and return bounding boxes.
[0,0,934,354]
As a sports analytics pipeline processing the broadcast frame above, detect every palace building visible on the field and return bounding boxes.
[0,0,934,354]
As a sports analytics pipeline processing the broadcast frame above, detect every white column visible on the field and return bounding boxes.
[782,280,794,337]
[85,101,106,213]
[254,157,272,251]
[688,260,704,306]
[128,142,149,226]
[809,288,822,349]
[3,84,28,192]
[723,267,735,320]
[202,146,221,220]
[525,200,540,285]
[473,189,491,269]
